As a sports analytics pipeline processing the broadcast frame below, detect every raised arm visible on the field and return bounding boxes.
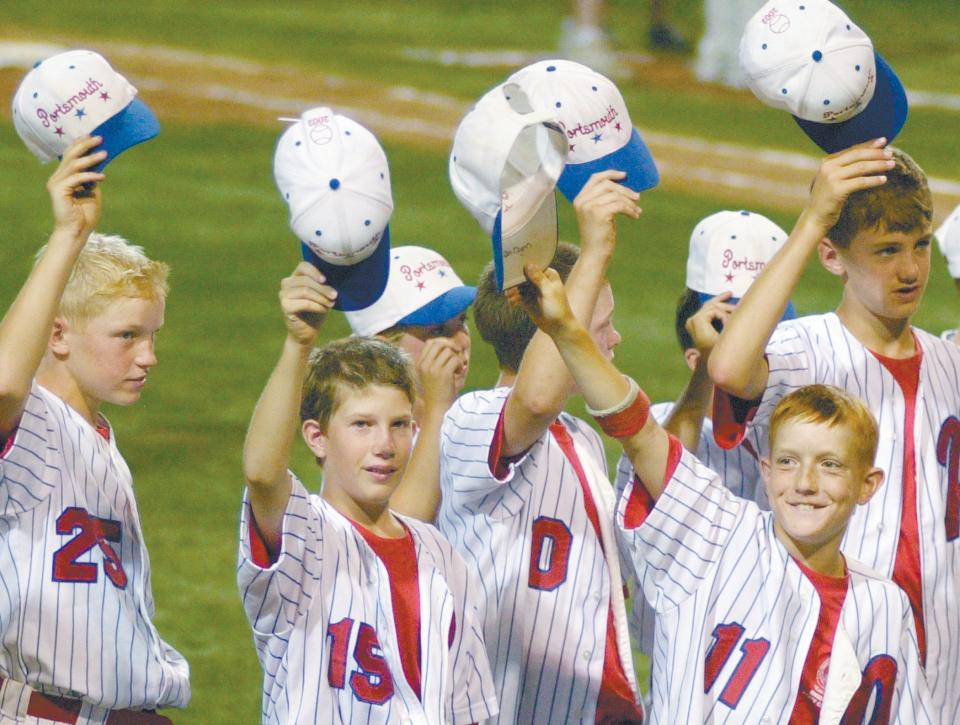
[389,337,462,521]
[502,170,640,456]
[242,262,336,551]
[662,292,733,450]
[514,264,670,499]
[0,136,105,439]
[708,139,895,400]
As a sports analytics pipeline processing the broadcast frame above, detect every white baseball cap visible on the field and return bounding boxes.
[686,209,796,318]
[450,82,567,291]
[739,0,907,153]
[506,59,659,200]
[344,245,477,337]
[12,49,159,171]
[936,204,960,279]
[274,107,392,311]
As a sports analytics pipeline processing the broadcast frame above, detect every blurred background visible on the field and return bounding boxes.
[0,1,957,721]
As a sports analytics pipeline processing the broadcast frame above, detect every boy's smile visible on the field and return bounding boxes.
[763,418,883,575]
[314,384,414,523]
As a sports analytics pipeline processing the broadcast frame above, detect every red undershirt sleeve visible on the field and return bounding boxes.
[623,433,683,529]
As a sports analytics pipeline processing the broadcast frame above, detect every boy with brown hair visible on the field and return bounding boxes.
[238,262,497,724]
[438,172,645,724]
[515,262,933,724]
[707,138,960,719]
[0,136,189,724]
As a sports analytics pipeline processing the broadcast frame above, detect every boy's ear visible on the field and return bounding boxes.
[818,238,846,278]
[683,347,700,372]
[49,318,70,357]
[301,419,327,461]
[759,457,771,483]
[857,466,885,505]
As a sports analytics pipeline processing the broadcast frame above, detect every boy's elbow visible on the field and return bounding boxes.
[707,357,748,398]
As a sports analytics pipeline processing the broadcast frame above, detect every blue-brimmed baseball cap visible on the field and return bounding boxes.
[12,49,159,170]
[688,210,797,321]
[506,59,659,201]
[344,245,475,336]
[450,82,567,291]
[275,108,393,312]
[740,0,908,154]
[794,53,907,154]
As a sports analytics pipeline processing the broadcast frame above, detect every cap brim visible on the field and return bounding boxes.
[300,226,391,312]
[397,285,477,326]
[696,291,797,321]
[556,128,660,201]
[90,97,160,172]
[492,190,559,291]
[793,53,908,154]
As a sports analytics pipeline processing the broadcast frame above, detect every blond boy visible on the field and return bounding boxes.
[0,137,188,724]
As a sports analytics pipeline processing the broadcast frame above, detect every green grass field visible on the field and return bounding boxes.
[0,1,958,722]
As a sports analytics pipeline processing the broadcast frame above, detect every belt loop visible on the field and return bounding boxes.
[0,678,31,720]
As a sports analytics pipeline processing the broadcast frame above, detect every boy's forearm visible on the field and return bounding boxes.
[243,337,310,495]
[709,212,823,399]
[0,232,86,433]
[551,322,631,412]
[504,250,610,454]
[662,358,712,452]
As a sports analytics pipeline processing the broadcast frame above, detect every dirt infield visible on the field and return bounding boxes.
[3,36,959,220]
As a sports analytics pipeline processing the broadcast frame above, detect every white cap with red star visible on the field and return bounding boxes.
[12,49,159,171]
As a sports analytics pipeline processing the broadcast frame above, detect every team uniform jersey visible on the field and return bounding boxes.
[0,383,190,723]
[617,445,934,724]
[614,403,763,655]
[616,402,762,505]
[237,474,498,725]
[712,312,960,721]
[437,387,641,724]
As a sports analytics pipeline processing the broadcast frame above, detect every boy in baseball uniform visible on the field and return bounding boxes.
[344,245,475,522]
[0,137,189,724]
[616,210,794,659]
[438,171,645,724]
[237,262,497,724]
[515,262,933,724]
[708,139,960,720]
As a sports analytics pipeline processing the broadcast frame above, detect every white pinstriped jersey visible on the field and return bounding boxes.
[617,447,934,724]
[0,384,190,718]
[614,403,764,655]
[617,402,763,506]
[437,387,639,725]
[713,312,960,721]
[237,474,498,725]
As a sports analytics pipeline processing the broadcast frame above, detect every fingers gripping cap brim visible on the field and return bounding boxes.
[89,97,160,172]
[793,53,907,154]
[300,226,391,312]
[556,128,659,201]
[397,286,478,326]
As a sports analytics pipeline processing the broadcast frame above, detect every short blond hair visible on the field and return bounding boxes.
[769,384,878,467]
[37,233,170,325]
